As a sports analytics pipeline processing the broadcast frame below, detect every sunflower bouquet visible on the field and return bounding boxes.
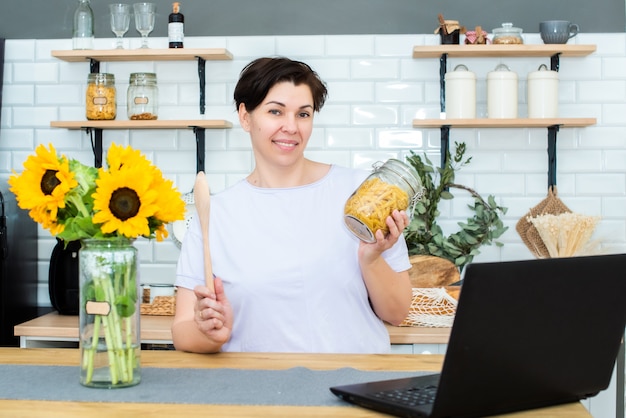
[9,143,184,242]
[9,143,185,387]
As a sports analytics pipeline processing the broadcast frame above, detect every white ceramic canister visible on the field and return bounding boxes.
[487,63,518,118]
[527,64,558,118]
[445,64,476,119]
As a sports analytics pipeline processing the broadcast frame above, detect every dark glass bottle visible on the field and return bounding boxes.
[168,2,184,48]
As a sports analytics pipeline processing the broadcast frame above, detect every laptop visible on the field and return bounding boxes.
[330,254,626,417]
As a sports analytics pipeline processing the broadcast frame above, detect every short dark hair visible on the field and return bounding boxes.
[234,57,328,113]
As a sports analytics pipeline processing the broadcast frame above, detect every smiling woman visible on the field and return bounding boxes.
[171,57,414,354]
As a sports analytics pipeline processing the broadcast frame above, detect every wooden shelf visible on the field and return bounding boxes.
[51,119,232,130]
[51,48,233,62]
[412,44,596,59]
[412,117,597,129]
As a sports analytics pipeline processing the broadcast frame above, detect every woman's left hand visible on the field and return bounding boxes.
[358,209,409,263]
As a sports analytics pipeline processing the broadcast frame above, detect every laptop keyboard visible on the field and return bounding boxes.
[372,384,438,407]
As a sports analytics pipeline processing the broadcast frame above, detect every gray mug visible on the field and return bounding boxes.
[540,20,579,44]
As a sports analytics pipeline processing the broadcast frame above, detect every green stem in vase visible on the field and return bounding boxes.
[125,316,134,381]
[83,314,101,383]
[99,277,120,383]
[122,256,135,379]
[104,274,129,383]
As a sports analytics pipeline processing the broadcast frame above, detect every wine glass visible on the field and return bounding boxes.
[133,3,156,49]
[109,4,131,49]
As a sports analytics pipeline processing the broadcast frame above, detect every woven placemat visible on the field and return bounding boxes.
[140,288,175,316]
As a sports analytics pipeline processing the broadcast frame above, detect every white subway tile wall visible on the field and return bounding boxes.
[2,34,626,307]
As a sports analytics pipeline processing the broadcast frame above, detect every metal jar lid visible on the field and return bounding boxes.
[129,72,157,84]
[445,64,476,80]
[528,64,558,80]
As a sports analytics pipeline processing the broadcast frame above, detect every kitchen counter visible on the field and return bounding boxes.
[0,347,591,417]
[14,311,451,351]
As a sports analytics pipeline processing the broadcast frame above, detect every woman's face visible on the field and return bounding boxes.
[239,81,315,169]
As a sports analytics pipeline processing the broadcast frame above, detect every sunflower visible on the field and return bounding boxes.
[106,142,155,173]
[151,170,185,222]
[8,144,78,234]
[92,164,159,239]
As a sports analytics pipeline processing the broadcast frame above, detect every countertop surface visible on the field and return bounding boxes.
[0,347,591,418]
[15,311,452,345]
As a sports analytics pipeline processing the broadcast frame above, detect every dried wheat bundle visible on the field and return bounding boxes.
[528,212,600,258]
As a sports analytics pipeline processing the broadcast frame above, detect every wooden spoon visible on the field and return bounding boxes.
[194,171,214,292]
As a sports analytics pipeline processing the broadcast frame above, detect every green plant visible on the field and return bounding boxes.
[404,142,508,271]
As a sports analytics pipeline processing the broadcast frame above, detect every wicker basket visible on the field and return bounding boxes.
[140,287,176,316]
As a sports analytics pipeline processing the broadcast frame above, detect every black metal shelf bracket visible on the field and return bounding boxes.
[194,127,205,173]
[547,125,560,189]
[440,125,450,169]
[550,53,561,72]
[545,54,566,189]
[438,53,451,169]
[195,56,207,173]
[85,127,103,168]
[86,59,103,168]
[89,58,100,74]
[439,53,448,113]
[197,57,206,116]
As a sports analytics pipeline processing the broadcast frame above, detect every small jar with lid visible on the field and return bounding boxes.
[492,23,524,45]
[86,73,116,120]
[344,159,423,243]
[127,72,158,120]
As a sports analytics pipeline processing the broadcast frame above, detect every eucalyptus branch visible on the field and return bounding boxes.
[404,142,508,271]
[446,183,487,206]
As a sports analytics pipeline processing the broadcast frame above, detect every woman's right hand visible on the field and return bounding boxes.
[193,277,233,345]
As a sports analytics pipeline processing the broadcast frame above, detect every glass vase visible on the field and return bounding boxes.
[79,238,141,388]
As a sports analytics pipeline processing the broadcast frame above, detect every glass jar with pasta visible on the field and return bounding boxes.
[86,73,116,120]
[344,159,423,243]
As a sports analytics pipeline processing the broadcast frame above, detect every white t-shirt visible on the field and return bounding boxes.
[175,165,411,353]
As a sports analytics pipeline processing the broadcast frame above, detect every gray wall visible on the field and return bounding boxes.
[2,0,625,39]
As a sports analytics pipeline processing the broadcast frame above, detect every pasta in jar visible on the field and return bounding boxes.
[344,159,423,243]
[86,73,116,120]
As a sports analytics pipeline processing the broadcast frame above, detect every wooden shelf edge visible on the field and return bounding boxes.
[412,44,596,58]
[412,117,597,128]
[51,48,233,62]
[50,120,233,130]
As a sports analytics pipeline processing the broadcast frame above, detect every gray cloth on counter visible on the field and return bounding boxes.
[1,365,427,406]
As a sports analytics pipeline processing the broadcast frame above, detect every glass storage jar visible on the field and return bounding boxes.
[79,238,140,388]
[127,72,158,120]
[86,73,116,120]
[344,159,423,243]
[492,22,524,44]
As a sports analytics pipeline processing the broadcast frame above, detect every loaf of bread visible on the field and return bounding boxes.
[408,255,460,287]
